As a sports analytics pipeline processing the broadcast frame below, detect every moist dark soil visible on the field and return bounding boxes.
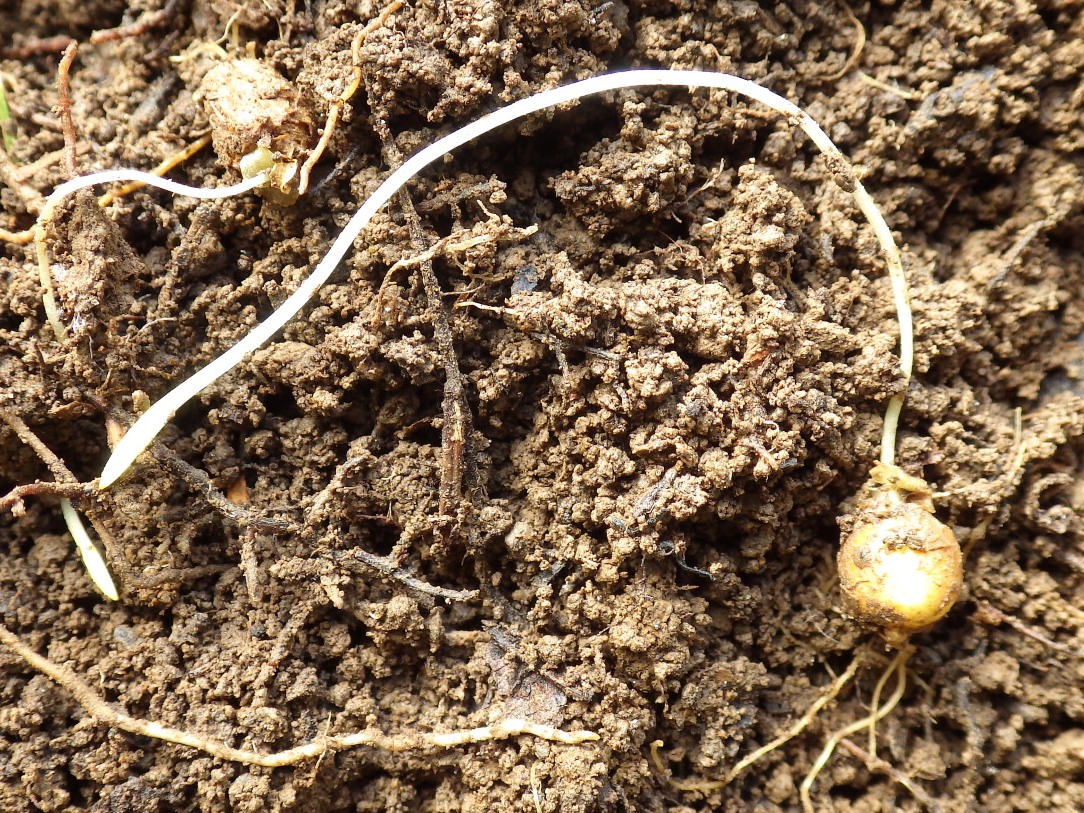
[2,2,1084,812]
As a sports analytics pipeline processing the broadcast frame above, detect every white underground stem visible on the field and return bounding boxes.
[95,69,912,487]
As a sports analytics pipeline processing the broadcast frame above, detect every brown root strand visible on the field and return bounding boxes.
[663,655,863,793]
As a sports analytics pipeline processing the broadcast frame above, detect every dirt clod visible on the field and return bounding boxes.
[3,2,1084,812]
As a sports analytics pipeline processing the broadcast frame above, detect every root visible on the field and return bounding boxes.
[0,621,598,767]
[799,645,911,813]
[59,498,118,600]
[0,226,34,243]
[296,0,403,195]
[97,134,211,207]
[962,408,1027,560]
[663,655,862,792]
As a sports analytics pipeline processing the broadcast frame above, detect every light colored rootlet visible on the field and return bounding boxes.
[799,648,910,813]
[664,655,863,793]
[0,620,599,766]
[92,68,914,487]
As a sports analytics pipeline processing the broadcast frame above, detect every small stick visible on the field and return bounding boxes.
[401,187,476,545]
[974,602,1084,658]
[0,35,75,60]
[89,394,293,533]
[328,546,479,602]
[0,621,598,767]
[89,0,179,46]
[56,42,79,177]
[0,406,73,484]
[367,94,477,547]
[155,450,292,533]
[0,480,91,514]
[0,407,118,599]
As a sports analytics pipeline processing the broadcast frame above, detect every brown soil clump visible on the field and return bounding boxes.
[3,2,1084,812]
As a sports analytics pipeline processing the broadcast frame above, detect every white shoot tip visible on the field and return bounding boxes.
[99,399,175,488]
[60,498,119,601]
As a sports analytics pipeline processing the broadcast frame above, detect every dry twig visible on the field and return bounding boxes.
[0,35,75,60]
[56,42,79,177]
[89,0,180,45]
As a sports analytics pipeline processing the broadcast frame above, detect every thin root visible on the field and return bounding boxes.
[0,621,598,767]
[799,645,911,813]
[325,545,479,602]
[0,226,35,244]
[296,0,403,195]
[857,72,920,101]
[838,737,942,812]
[665,655,862,792]
[825,0,866,82]
[962,408,1027,559]
[98,133,212,207]
[866,641,902,757]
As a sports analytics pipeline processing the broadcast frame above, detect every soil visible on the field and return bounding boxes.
[2,1,1084,812]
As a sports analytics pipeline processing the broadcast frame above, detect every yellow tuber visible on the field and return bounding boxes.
[837,463,963,648]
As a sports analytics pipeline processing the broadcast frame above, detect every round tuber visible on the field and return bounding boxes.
[838,463,963,648]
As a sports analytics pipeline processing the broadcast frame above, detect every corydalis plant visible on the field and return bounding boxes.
[94,68,915,488]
